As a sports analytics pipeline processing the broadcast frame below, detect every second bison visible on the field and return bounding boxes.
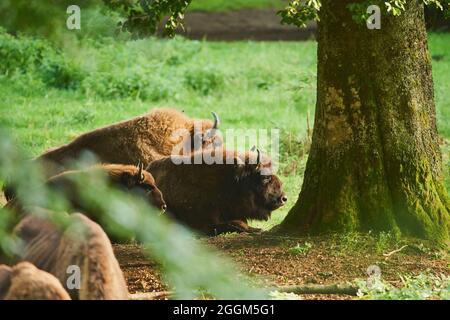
[35,108,222,179]
[147,149,287,235]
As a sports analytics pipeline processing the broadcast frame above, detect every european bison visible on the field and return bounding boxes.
[146,149,287,235]
[35,108,222,179]
[6,163,166,213]
[45,163,167,212]
[13,211,129,300]
[0,262,70,300]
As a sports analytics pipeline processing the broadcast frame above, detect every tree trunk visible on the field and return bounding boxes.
[278,0,449,243]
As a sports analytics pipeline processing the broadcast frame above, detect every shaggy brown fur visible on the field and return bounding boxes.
[46,164,167,212]
[146,149,287,235]
[35,108,222,179]
[5,164,166,231]
[0,262,70,300]
[13,211,129,300]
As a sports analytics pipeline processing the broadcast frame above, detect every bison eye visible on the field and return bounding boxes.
[141,183,155,191]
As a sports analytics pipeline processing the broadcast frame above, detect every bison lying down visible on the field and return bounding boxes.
[35,108,222,179]
[3,108,221,201]
[45,163,167,212]
[5,164,166,230]
[11,211,129,300]
[147,149,287,235]
[0,262,70,300]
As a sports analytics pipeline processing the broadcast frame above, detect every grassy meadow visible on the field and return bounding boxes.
[0,31,449,230]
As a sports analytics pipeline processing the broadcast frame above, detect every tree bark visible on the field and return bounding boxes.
[279,0,449,243]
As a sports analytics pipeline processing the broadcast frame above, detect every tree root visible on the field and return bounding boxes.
[129,283,359,300]
[277,284,358,296]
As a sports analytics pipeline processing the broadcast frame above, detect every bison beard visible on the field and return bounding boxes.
[147,150,286,236]
[34,108,222,179]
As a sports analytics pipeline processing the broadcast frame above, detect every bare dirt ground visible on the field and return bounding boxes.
[115,234,449,300]
[171,9,316,41]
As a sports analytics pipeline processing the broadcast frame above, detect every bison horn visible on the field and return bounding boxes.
[256,149,261,166]
[137,161,144,182]
[211,112,220,129]
[250,145,256,152]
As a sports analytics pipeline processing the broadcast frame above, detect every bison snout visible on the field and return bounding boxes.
[279,195,287,206]
[162,204,167,212]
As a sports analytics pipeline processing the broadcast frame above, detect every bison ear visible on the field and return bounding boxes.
[233,158,260,182]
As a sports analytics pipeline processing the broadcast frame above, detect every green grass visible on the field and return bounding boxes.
[0,33,449,231]
[188,0,286,12]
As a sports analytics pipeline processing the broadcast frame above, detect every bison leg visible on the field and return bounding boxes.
[14,212,129,300]
[212,220,262,236]
[1,262,71,300]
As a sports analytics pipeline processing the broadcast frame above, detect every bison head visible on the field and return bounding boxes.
[191,112,223,151]
[119,163,167,213]
[234,149,287,221]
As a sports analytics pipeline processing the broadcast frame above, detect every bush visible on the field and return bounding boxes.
[39,53,83,89]
[0,28,83,89]
[0,28,49,75]
[184,66,224,95]
[82,69,174,101]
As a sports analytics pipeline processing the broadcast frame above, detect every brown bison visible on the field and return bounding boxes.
[12,211,129,300]
[35,108,222,179]
[5,164,166,239]
[0,262,71,300]
[3,108,221,201]
[146,149,287,235]
[45,163,167,212]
